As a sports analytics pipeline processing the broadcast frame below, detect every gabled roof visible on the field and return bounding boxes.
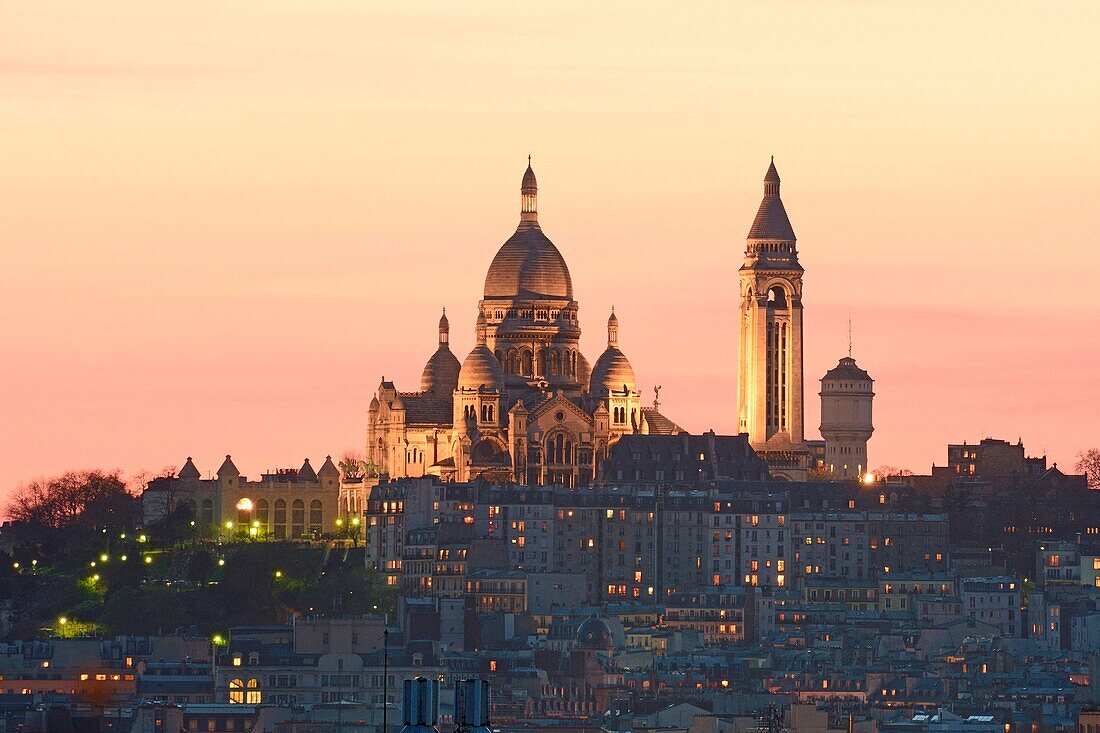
[217,455,239,478]
[179,457,200,481]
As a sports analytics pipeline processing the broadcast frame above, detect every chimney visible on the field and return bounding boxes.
[455,678,491,733]
[400,676,439,733]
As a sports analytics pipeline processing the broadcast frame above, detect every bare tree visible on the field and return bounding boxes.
[872,465,914,480]
[1076,449,1100,489]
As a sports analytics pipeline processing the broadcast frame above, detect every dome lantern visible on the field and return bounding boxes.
[439,307,450,347]
[521,155,537,224]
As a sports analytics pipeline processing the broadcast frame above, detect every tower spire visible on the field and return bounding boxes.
[848,316,852,358]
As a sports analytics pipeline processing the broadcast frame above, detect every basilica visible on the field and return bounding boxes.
[366,158,876,486]
[365,161,683,487]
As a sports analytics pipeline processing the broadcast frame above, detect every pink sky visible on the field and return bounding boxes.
[2,2,1099,497]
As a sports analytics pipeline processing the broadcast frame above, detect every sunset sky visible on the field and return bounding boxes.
[2,2,1099,495]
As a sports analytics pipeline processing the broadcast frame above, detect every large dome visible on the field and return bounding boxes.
[484,227,573,300]
[483,161,573,300]
[590,347,636,396]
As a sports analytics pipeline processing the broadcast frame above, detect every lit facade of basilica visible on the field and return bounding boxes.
[365,162,682,487]
[367,159,874,486]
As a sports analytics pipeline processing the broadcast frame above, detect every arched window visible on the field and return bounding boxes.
[273,499,287,539]
[236,498,252,526]
[766,286,787,308]
[201,499,214,527]
[547,433,574,465]
[487,404,494,421]
[551,350,562,375]
[256,499,269,527]
[309,500,322,533]
[291,499,305,537]
[520,349,533,376]
[229,678,245,704]
[246,678,261,704]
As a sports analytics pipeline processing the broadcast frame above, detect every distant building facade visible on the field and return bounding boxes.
[142,455,340,539]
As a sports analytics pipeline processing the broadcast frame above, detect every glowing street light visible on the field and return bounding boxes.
[225,521,234,530]
[351,517,360,527]
[11,562,18,570]
[335,518,344,527]
[92,574,100,581]
[218,559,225,567]
[274,570,283,579]
[138,534,147,543]
[100,554,109,562]
[144,556,153,564]
[58,617,68,625]
[120,555,128,562]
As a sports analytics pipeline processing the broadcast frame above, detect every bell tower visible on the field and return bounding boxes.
[736,159,810,480]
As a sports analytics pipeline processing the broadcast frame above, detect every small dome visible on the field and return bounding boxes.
[459,312,504,391]
[458,346,504,391]
[420,348,461,393]
[439,309,450,332]
[607,310,618,328]
[590,347,636,396]
[576,615,614,650]
[822,356,872,383]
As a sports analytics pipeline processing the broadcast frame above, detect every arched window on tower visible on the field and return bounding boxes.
[767,286,787,308]
[551,350,562,375]
[521,349,533,377]
[309,500,322,533]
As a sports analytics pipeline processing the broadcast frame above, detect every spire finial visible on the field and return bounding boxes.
[848,315,852,358]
